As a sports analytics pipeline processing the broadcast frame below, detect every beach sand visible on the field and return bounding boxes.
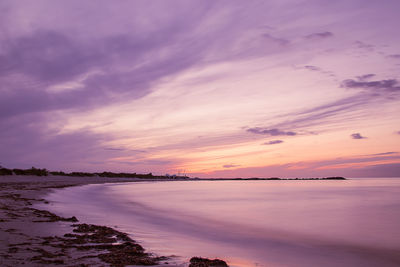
[0,175,180,267]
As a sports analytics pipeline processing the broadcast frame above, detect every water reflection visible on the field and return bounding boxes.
[43,178,400,266]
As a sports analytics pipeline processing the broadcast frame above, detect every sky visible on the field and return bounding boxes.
[1,0,400,178]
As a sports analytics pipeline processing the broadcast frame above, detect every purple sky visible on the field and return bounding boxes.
[1,0,400,177]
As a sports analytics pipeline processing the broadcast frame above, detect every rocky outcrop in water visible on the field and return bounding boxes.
[189,257,229,267]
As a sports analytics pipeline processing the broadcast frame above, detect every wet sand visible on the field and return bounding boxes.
[0,175,187,266]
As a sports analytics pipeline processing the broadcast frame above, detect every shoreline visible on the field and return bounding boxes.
[2,176,400,266]
[0,175,228,266]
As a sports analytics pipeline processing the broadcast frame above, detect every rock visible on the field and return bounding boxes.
[189,257,229,267]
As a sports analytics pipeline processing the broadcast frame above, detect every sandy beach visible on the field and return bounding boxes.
[0,175,190,267]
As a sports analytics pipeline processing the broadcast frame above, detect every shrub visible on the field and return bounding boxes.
[0,168,13,176]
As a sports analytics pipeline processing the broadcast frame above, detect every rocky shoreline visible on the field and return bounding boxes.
[0,176,228,266]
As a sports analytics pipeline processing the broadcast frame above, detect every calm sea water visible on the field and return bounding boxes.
[41,178,400,267]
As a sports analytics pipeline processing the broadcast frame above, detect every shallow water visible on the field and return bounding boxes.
[41,178,400,266]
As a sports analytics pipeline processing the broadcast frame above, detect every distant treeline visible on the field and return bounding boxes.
[0,167,48,176]
[0,166,345,180]
[0,166,188,179]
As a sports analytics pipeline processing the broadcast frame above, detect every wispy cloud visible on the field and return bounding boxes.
[1,3,298,122]
[305,32,333,39]
[200,153,400,178]
[104,148,126,151]
[247,128,296,136]
[223,164,240,168]
[304,65,321,71]
[354,41,374,51]
[263,140,284,145]
[342,78,400,92]
[261,33,290,46]
[356,74,375,81]
[104,148,146,153]
[302,65,335,78]
[351,133,366,139]
[369,152,398,156]
[312,154,400,169]
[272,94,369,130]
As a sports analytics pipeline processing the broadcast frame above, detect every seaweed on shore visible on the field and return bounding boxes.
[58,223,163,266]
[30,208,78,222]
[22,223,166,266]
[0,179,230,266]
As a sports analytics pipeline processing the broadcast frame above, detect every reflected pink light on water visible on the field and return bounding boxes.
[41,178,400,267]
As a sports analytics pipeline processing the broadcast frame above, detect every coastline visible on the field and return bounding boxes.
[3,175,397,266]
[0,175,201,266]
[0,174,348,265]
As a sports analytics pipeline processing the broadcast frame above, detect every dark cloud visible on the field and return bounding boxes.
[254,81,397,144]
[241,94,369,141]
[261,34,290,46]
[354,41,374,50]
[223,164,240,168]
[268,75,398,134]
[305,32,333,39]
[0,28,207,119]
[341,78,400,92]
[351,133,366,139]
[104,148,146,153]
[255,85,389,140]
[0,114,111,170]
[304,65,321,71]
[356,74,375,81]
[387,54,400,59]
[104,148,126,151]
[0,2,297,123]
[263,140,284,145]
[0,112,161,172]
[247,128,297,136]
[118,159,172,166]
[0,31,100,82]
[301,65,336,78]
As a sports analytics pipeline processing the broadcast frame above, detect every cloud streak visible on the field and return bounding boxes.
[263,140,284,145]
[305,32,333,39]
[304,65,321,71]
[351,133,366,139]
[342,78,400,92]
[223,164,240,168]
[199,153,400,178]
[247,128,296,136]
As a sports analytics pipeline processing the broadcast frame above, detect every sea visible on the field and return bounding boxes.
[39,178,400,267]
